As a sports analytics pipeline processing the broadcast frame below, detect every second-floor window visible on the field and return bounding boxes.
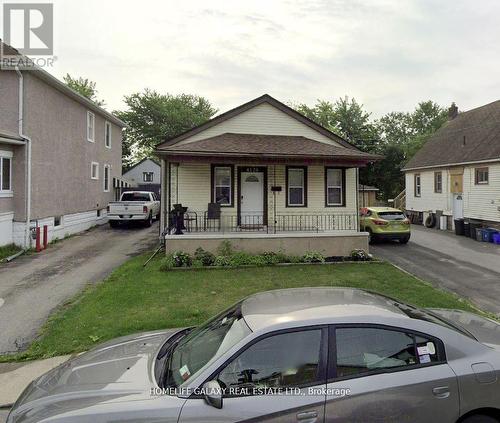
[475,167,489,185]
[143,172,154,182]
[105,121,112,148]
[103,164,110,192]
[414,174,421,197]
[87,111,95,142]
[0,151,13,196]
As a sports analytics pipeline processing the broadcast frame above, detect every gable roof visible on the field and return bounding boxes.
[159,133,379,163]
[403,100,500,171]
[156,94,358,150]
[1,41,125,127]
[123,157,160,174]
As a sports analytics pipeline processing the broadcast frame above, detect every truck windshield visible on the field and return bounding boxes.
[377,212,406,221]
[121,193,150,201]
[163,303,251,388]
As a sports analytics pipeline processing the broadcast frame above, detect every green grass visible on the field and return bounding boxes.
[0,243,22,261]
[2,254,479,362]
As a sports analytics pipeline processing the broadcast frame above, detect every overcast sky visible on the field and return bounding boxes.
[32,0,500,117]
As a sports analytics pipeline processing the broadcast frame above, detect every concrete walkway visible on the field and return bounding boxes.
[0,222,159,354]
[0,355,71,408]
[372,225,500,315]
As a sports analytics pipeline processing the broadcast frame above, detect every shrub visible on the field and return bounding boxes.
[213,255,232,267]
[217,240,234,256]
[159,254,176,271]
[173,251,192,267]
[350,249,371,261]
[194,247,216,266]
[302,251,326,263]
[260,251,281,265]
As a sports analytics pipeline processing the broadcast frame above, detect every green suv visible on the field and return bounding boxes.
[360,207,411,244]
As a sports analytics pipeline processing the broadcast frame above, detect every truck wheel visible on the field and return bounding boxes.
[145,212,153,227]
[109,220,119,228]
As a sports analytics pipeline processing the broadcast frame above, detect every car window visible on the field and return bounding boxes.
[335,327,441,379]
[217,329,323,395]
[121,192,151,201]
[377,212,406,221]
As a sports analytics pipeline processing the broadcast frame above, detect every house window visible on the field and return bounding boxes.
[414,174,421,197]
[103,164,111,192]
[0,151,13,196]
[212,165,234,206]
[54,216,62,226]
[286,166,307,207]
[87,111,95,142]
[105,121,112,148]
[91,162,99,180]
[325,167,345,206]
[143,172,154,182]
[434,172,442,193]
[475,167,489,185]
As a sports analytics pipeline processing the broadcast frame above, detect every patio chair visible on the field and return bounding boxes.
[204,203,221,231]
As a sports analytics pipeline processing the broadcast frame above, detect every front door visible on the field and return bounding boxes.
[452,194,464,220]
[239,167,265,226]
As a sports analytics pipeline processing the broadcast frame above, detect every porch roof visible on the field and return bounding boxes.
[157,133,380,165]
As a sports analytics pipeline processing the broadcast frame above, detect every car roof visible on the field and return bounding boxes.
[241,287,409,331]
[366,207,403,213]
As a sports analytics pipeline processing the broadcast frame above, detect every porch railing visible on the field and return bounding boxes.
[168,212,358,234]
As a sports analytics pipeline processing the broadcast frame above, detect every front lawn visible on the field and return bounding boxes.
[5,254,478,361]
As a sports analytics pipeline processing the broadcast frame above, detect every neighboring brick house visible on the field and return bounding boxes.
[0,43,125,247]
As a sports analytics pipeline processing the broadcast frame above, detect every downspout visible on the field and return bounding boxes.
[15,67,32,249]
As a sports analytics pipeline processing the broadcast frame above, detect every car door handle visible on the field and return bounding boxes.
[296,410,318,423]
[432,386,450,399]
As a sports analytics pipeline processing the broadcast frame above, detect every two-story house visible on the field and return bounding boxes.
[122,158,161,197]
[0,43,125,247]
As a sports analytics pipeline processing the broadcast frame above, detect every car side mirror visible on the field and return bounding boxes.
[203,380,223,409]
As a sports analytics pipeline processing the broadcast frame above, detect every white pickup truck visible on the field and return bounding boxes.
[107,191,160,228]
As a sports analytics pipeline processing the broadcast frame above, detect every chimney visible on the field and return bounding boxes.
[448,102,458,120]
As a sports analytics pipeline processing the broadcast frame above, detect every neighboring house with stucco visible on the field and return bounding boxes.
[122,158,161,197]
[0,43,126,247]
[403,101,500,228]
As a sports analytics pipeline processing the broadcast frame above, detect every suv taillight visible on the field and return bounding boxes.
[143,206,148,214]
[373,219,389,226]
[402,218,410,225]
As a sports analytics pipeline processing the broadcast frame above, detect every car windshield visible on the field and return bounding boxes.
[163,303,251,388]
[377,212,406,221]
[121,193,150,201]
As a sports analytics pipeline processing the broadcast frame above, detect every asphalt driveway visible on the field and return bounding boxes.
[371,224,500,315]
[0,222,159,355]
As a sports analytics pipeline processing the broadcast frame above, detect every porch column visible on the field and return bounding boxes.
[160,158,168,232]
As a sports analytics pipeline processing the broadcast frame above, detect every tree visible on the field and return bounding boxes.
[115,90,217,166]
[63,74,105,106]
[292,97,379,151]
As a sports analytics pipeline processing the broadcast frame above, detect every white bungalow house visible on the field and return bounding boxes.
[155,94,380,256]
[403,101,500,229]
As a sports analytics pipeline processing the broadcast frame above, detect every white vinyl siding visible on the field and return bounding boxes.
[169,163,357,217]
[87,111,95,142]
[463,163,500,222]
[405,170,451,214]
[176,103,343,147]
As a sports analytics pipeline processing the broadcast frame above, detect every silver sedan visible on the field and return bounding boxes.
[8,287,500,422]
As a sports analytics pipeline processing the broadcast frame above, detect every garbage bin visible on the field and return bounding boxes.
[464,221,471,238]
[454,218,465,236]
[475,228,484,241]
[482,228,499,243]
[469,222,482,240]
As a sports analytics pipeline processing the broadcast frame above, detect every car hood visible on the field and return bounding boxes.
[9,329,182,421]
[427,308,500,347]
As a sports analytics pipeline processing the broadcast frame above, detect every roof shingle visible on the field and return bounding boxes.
[404,100,500,170]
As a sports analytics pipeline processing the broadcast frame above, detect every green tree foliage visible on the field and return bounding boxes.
[292,98,448,200]
[115,90,217,167]
[63,74,105,106]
